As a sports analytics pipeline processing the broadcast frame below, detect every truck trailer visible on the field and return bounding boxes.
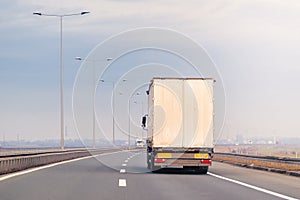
[142,78,215,174]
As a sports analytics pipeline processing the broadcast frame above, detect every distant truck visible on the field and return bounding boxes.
[142,78,215,174]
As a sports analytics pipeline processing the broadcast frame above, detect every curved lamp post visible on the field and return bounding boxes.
[33,11,90,150]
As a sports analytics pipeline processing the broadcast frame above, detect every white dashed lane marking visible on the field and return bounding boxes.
[118,179,127,187]
[118,151,144,188]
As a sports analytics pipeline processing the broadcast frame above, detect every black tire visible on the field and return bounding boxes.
[185,166,208,174]
[196,166,208,174]
[151,164,161,172]
[147,155,151,169]
[150,157,160,172]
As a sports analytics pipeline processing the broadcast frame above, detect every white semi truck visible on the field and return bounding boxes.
[142,78,215,174]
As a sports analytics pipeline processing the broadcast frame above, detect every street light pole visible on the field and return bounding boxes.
[99,79,127,146]
[59,15,64,150]
[128,92,140,149]
[99,80,116,145]
[128,98,131,149]
[112,81,115,145]
[76,58,112,148]
[34,11,90,150]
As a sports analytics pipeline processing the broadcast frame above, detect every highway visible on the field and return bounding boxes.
[0,149,299,200]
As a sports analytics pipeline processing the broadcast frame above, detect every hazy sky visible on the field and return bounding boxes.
[1,0,300,141]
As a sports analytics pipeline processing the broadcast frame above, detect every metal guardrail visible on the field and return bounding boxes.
[0,148,92,158]
[213,152,300,176]
[215,152,300,162]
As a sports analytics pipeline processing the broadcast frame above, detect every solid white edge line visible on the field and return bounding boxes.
[208,172,298,200]
[0,150,124,182]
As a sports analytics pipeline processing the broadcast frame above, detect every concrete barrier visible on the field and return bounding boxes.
[0,149,113,175]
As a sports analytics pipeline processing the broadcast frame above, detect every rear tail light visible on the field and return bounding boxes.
[154,158,166,163]
[201,159,212,164]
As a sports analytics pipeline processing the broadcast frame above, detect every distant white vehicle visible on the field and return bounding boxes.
[136,139,145,147]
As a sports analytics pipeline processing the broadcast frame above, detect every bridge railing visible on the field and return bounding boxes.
[214,152,300,176]
[1,149,299,177]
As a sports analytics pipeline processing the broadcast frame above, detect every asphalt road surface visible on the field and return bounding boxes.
[0,149,299,200]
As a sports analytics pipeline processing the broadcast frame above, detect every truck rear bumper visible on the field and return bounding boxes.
[148,148,213,168]
[154,158,211,167]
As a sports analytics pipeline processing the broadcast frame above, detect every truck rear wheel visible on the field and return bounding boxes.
[150,157,161,172]
[184,166,208,174]
[151,164,161,172]
[196,166,208,174]
[147,154,151,169]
